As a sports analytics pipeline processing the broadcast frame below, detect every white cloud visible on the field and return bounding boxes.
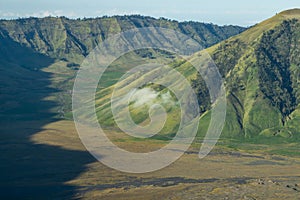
[130,88,158,108]
[0,10,77,19]
[0,11,21,18]
[95,9,140,17]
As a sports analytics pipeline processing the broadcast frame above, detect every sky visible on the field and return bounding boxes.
[0,0,299,26]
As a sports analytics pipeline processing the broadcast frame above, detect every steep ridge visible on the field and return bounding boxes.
[193,9,300,139]
[91,9,300,141]
[0,15,245,120]
[93,9,300,140]
[3,10,300,141]
[0,15,245,62]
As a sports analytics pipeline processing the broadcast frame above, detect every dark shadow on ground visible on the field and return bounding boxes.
[0,29,95,199]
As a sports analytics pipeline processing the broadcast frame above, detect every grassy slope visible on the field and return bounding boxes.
[0,16,245,61]
[198,9,300,140]
[94,9,300,148]
[0,15,246,121]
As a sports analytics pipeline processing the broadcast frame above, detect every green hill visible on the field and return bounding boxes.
[93,9,300,143]
[193,9,300,140]
[0,15,245,121]
[2,10,300,142]
[0,15,245,62]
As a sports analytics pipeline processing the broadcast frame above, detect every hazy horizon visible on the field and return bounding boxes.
[0,0,299,26]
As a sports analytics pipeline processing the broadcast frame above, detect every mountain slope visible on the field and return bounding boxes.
[0,15,245,120]
[0,15,245,62]
[2,10,300,141]
[93,9,300,141]
[194,9,300,139]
